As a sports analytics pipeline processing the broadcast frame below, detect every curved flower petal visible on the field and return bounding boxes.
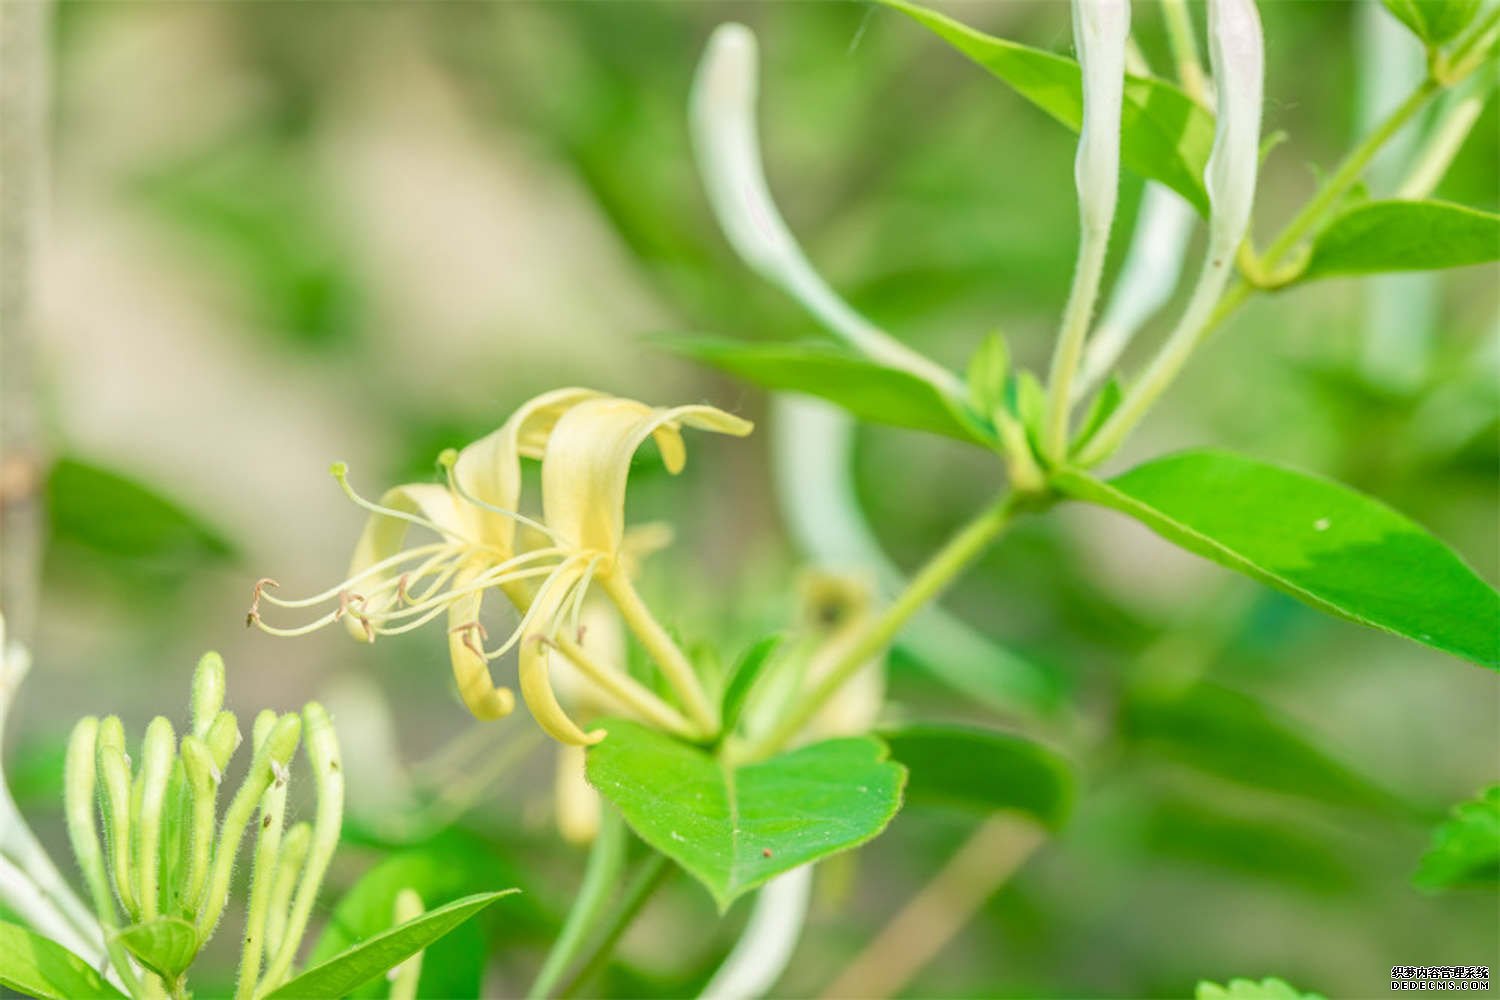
[541,398,753,555]
[345,485,467,642]
[452,388,603,550]
[518,567,605,746]
[446,565,516,721]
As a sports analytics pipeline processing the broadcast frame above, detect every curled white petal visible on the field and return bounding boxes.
[690,23,962,395]
[1073,0,1132,234]
[1075,182,1196,399]
[1205,0,1265,254]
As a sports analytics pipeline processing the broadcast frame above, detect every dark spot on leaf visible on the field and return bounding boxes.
[762,848,773,858]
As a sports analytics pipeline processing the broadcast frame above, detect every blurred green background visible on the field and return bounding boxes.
[6,1,1497,997]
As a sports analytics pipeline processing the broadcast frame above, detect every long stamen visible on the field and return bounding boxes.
[253,544,455,610]
[375,565,562,637]
[371,551,566,629]
[485,557,585,662]
[332,463,479,548]
[437,449,561,545]
[566,556,605,643]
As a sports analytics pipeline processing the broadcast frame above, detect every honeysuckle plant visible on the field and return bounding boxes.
[264,0,1494,991]
[6,1,1498,998]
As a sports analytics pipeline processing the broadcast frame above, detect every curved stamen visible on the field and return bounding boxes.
[253,544,455,610]
[332,463,481,549]
[437,450,561,545]
[485,557,586,662]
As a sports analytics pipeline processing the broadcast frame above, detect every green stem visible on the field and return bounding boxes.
[601,572,718,738]
[754,494,1024,758]
[557,852,671,1000]
[1445,6,1500,75]
[1162,0,1208,104]
[528,808,627,1000]
[1259,80,1439,267]
[1078,71,1448,466]
[1043,231,1111,460]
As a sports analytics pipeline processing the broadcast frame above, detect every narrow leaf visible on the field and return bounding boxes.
[265,891,517,999]
[881,0,1215,213]
[1300,200,1500,280]
[659,336,992,445]
[1414,785,1500,892]
[1055,451,1500,667]
[114,917,199,981]
[720,636,781,739]
[0,921,127,1000]
[586,720,906,911]
[882,723,1074,829]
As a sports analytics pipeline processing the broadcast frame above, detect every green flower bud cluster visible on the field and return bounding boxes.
[63,652,344,1000]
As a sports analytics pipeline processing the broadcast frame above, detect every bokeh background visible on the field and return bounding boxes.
[4,1,1497,997]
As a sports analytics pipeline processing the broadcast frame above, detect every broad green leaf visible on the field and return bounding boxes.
[881,723,1074,829]
[310,846,507,999]
[586,720,906,910]
[1300,200,1500,280]
[660,336,992,446]
[881,0,1215,213]
[1414,785,1500,891]
[1381,0,1480,43]
[0,920,127,1000]
[1123,681,1410,815]
[48,458,235,566]
[720,636,781,739]
[1054,451,1500,667]
[266,890,516,999]
[115,917,199,981]
[1196,976,1326,1000]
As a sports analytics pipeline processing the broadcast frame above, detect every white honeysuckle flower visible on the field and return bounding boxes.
[1205,0,1266,256]
[1043,0,1131,457]
[690,22,964,397]
[1073,0,1132,235]
[1073,0,1265,467]
[1074,182,1196,399]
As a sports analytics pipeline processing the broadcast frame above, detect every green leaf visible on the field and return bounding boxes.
[1300,200,1500,280]
[586,720,906,911]
[310,846,507,999]
[1070,377,1123,457]
[47,458,236,566]
[266,891,516,999]
[881,723,1074,829]
[1381,0,1480,43]
[881,0,1215,213]
[1414,785,1500,891]
[115,917,199,981]
[659,336,992,446]
[965,331,1011,417]
[720,636,781,740]
[1196,976,1326,1000]
[1123,681,1410,815]
[1054,450,1500,667]
[0,920,127,1000]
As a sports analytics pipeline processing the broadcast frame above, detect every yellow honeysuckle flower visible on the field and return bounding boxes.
[249,389,751,747]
